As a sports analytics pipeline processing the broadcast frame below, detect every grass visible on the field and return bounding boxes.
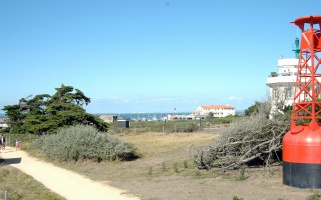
[108,116,236,134]
[308,193,321,200]
[27,131,218,182]
[118,132,218,158]
[0,165,64,200]
[9,128,321,200]
[235,166,248,181]
[232,195,244,200]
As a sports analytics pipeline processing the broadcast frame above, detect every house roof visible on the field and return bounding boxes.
[169,115,178,119]
[200,105,235,109]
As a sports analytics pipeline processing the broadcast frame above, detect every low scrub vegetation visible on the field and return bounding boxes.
[308,193,321,200]
[109,120,201,134]
[32,124,137,162]
[108,115,239,134]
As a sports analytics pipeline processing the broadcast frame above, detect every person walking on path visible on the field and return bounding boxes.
[0,136,3,152]
[2,135,6,150]
[15,140,20,151]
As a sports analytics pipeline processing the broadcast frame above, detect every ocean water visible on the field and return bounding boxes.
[94,112,192,120]
[0,112,191,120]
[0,110,244,120]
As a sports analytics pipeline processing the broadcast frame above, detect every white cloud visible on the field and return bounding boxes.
[228,96,242,100]
[92,97,118,99]
[153,97,172,102]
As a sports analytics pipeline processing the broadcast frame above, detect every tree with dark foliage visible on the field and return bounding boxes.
[2,84,109,135]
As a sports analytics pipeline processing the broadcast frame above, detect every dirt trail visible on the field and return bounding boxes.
[0,147,140,200]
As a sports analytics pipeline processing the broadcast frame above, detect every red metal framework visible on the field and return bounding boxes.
[291,15,321,130]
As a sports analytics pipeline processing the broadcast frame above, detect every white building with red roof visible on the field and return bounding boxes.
[193,104,235,118]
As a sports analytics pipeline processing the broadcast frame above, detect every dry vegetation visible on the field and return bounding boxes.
[192,98,292,171]
[3,119,321,200]
[29,130,321,200]
[194,114,289,171]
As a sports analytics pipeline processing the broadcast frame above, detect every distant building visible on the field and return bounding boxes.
[0,118,9,129]
[99,115,117,123]
[266,57,298,111]
[169,115,178,120]
[193,104,235,118]
[266,38,304,117]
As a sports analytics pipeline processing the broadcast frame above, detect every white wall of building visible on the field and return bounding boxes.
[195,105,235,118]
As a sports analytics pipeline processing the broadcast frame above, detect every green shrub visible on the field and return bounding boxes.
[109,120,200,134]
[235,166,247,181]
[308,193,321,200]
[232,195,244,200]
[32,124,137,162]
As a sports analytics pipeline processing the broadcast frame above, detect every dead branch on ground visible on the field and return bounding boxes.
[193,100,290,170]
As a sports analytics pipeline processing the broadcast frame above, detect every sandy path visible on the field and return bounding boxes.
[0,147,140,200]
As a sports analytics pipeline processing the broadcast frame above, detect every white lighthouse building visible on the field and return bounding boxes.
[266,38,318,115]
[266,38,300,115]
[266,57,298,105]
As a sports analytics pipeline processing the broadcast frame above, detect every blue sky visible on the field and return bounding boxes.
[0,1,320,114]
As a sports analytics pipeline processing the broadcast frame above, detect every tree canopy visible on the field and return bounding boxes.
[244,101,261,116]
[2,84,109,134]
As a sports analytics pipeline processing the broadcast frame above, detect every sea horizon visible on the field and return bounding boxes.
[0,110,245,119]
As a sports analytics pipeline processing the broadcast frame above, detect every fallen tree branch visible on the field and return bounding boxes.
[193,105,290,170]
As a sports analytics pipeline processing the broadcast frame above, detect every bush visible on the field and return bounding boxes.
[308,193,321,200]
[32,124,137,162]
[194,101,290,170]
